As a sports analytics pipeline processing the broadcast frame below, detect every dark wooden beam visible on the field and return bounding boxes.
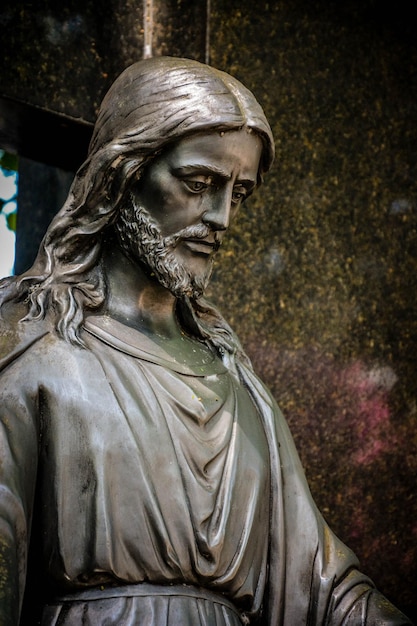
[0,96,93,173]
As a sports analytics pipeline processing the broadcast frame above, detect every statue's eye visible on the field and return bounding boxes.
[232,189,247,204]
[183,180,209,193]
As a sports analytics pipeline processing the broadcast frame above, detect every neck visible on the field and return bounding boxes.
[101,243,180,339]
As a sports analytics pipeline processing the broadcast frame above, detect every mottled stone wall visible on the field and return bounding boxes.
[208,0,417,617]
[1,0,207,122]
[0,0,208,171]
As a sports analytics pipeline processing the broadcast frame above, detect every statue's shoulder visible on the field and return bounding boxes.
[0,300,52,372]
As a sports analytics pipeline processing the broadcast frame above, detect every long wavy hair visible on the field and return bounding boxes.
[0,56,274,360]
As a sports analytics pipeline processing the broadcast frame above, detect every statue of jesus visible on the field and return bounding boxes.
[0,56,411,625]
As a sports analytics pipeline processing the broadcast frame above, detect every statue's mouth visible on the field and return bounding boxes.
[182,238,220,254]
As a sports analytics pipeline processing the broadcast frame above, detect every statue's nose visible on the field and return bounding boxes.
[202,190,232,232]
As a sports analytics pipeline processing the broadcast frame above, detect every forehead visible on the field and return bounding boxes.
[159,129,263,182]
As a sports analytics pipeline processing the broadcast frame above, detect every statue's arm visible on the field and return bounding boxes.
[282,428,414,626]
[238,364,413,625]
[327,566,413,625]
[0,360,39,626]
[279,416,414,626]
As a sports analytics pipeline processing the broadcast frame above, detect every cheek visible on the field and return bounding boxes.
[160,206,200,236]
[135,178,177,225]
[136,169,206,234]
[160,195,206,235]
[150,172,185,209]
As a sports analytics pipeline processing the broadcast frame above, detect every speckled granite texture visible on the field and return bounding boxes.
[208,0,417,618]
[1,0,207,121]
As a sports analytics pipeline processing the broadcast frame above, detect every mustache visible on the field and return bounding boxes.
[164,224,221,252]
[125,194,221,253]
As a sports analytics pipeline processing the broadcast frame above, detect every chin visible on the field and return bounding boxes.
[168,268,212,300]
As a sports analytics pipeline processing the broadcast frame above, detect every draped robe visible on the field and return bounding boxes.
[0,307,412,625]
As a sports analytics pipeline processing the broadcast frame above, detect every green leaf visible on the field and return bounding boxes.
[6,211,17,232]
[0,152,18,172]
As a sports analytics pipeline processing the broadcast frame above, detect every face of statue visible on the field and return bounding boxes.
[116,128,263,298]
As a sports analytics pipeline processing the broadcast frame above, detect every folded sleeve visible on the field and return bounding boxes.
[327,566,412,625]
[239,364,413,625]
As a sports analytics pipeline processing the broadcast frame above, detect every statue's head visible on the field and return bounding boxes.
[88,55,274,188]
[82,57,275,300]
[3,57,274,348]
[80,56,275,300]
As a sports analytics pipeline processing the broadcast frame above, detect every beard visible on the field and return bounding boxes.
[114,193,218,299]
